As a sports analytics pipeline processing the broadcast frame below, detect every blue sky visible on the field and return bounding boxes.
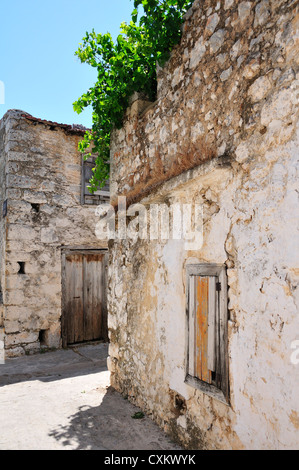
[0,0,134,127]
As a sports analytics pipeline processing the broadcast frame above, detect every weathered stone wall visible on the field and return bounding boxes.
[110,0,298,203]
[0,116,8,329]
[0,110,107,357]
[108,0,299,450]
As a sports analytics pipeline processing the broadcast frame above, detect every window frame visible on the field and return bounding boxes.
[81,155,110,206]
[185,263,230,405]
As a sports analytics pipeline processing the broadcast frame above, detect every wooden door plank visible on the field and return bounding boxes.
[74,254,84,343]
[188,276,196,377]
[195,276,211,384]
[65,254,84,344]
[208,276,216,372]
[64,256,73,345]
[91,254,103,340]
[83,255,92,341]
[83,253,103,341]
[64,257,72,344]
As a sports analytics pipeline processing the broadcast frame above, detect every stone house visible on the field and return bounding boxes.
[0,110,109,357]
[107,0,299,450]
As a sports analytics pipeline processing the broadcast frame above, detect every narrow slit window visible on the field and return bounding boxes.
[186,264,229,404]
[39,329,47,346]
[31,203,40,213]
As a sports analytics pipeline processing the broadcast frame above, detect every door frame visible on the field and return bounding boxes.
[61,247,108,348]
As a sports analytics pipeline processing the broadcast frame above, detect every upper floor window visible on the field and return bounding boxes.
[81,156,110,205]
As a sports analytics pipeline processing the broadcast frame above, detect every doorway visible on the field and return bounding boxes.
[62,249,108,347]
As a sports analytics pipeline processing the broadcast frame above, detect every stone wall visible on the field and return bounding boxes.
[108,0,299,450]
[0,110,107,357]
[0,116,8,329]
[110,0,298,203]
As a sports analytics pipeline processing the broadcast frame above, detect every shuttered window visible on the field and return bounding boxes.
[186,264,229,404]
[81,156,110,205]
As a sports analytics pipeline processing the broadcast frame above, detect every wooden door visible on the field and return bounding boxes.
[62,251,108,346]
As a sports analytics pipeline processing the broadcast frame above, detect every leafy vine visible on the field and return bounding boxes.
[73,0,194,192]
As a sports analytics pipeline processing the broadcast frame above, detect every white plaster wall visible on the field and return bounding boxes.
[108,0,299,450]
[109,122,299,448]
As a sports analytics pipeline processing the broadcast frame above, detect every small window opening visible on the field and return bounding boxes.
[17,262,26,275]
[174,394,186,413]
[39,330,47,346]
[81,156,110,205]
[170,391,186,418]
[31,203,40,213]
[186,264,229,404]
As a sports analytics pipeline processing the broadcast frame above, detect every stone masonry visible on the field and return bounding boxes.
[0,110,107,357]
[108,0,299,450]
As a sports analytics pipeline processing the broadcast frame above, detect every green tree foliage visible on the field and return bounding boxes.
[73,0,193,192]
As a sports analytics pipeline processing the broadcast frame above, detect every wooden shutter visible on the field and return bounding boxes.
[186,264,229,403]
[81,156,110,205]
[189,275,216,384]
[195,276,210,383]
[207,276,217,373]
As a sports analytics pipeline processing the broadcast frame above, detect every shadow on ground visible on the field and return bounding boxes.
[0,342,181,450]
[0,343,108,387]
[48,386,180,451]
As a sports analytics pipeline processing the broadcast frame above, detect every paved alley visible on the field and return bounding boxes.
[0,343,180,450]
